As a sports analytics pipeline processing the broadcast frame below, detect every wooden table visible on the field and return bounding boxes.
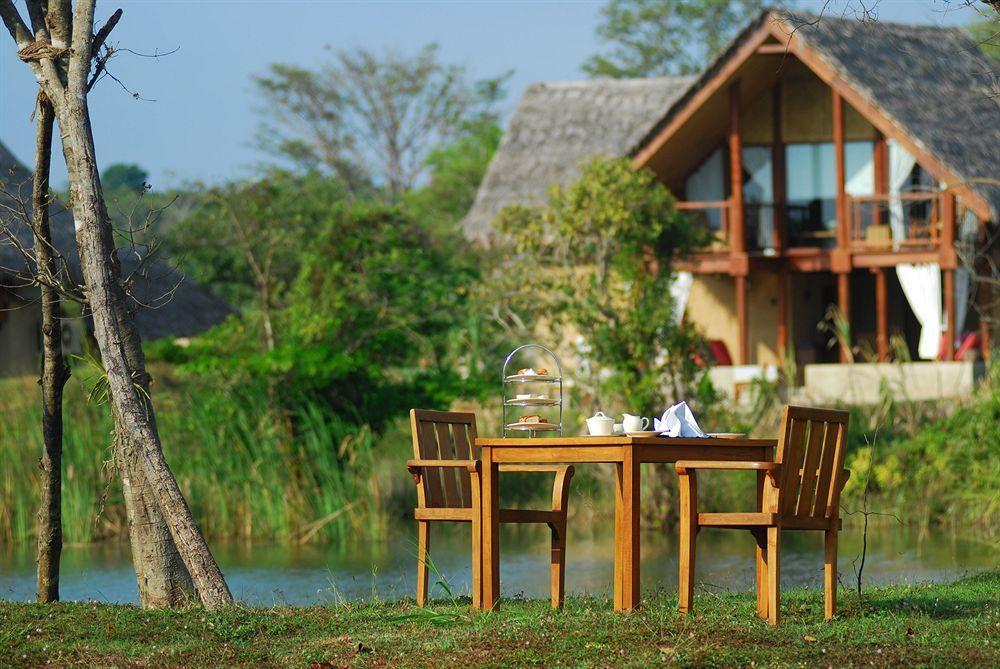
[475,435,777,612]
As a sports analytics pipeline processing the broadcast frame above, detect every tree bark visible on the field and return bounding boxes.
[56,82,233,610]
[33,92,68,604]
[1,0,233,610]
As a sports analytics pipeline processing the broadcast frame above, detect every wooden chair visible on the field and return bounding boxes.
[675,406,850,625]
[406,409,574,608]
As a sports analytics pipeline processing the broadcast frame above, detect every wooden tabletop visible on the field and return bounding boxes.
[476,435,776,447]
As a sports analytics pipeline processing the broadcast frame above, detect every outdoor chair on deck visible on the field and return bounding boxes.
[406,409,574,608]
[675,405,851,625]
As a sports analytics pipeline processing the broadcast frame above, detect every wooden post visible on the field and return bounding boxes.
[729,81,745,254]
[943,268,955,360]
[833,90,851,363]
[777,268,788,363]
[837,273,851,362]
[833,90,847,248]
[873,131,888,194]
[873,268,889,361]
[771,83,785,251]
[730,80,749,365]
[736,275,750,365]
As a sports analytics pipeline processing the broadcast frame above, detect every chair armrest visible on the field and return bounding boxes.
[675,460,780,485]
[838,468,851,491]
[406,459,479,484]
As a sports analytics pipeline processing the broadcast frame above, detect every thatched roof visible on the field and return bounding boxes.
[0,140,233,341]
[634,9,1000,219]
[461,77,695,241]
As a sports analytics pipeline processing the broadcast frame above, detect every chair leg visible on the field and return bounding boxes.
[766,526,781,625]
[678,472,697,613]
[752,529,768,619]
[549,521,567,609]
[824,528,838,621]
[416,521,430,607]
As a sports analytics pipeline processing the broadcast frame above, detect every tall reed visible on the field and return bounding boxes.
[0,370,383,545]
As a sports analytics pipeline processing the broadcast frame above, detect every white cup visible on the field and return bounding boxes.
[622,414,650,433]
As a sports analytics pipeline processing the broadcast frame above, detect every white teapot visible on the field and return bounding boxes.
[586,411,614,436]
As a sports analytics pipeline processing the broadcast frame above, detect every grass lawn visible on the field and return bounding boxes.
[0,570,996,668]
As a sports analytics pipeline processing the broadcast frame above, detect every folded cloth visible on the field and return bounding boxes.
[654,401,707,438]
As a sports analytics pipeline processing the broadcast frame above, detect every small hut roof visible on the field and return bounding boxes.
[461,76,695,241]
[0,140,233,341]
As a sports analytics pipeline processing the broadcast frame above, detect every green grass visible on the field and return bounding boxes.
[0,571,996,668]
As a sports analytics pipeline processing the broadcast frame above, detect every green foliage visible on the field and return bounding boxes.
[403,119,503,239]
[842,366,1000,542]
[495,157,708,411]
[969,8,1000,62]
[163,203,477,430]
[100,162,149,193]
[583,0,778,77]
[163,171,348,311]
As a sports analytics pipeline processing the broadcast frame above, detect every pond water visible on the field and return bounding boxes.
[0,522,994,606]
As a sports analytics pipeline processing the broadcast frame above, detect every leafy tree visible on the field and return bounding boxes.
[254,44,502,201]
[166,203,474,430]
[494,157,709,411]
[100,163,149,193]
[969,6,1000,62]
[583,0,776,77]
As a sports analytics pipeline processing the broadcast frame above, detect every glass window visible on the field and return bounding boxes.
[786,143,836,247]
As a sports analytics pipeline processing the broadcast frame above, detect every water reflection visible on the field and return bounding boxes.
[0,521,993,606]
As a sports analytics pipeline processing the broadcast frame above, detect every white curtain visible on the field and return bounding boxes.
[888,140,917,244]
[897,263,942,360]
[670,271,694,326]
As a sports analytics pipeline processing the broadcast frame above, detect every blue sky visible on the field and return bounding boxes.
[0,1,985,189]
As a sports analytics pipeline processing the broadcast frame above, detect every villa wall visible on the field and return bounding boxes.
[686,274,780,366]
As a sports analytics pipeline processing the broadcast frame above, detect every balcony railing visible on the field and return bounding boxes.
[848,192,941,250]
[676,192,945,255]
[675,200,730,252]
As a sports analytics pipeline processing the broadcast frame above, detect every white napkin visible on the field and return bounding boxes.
[654,401,707,438]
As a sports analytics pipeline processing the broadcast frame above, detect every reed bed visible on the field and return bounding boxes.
[0,370,385,546]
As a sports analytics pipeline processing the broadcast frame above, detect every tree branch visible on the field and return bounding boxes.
[0,0,33,49]
[67,0,95,94]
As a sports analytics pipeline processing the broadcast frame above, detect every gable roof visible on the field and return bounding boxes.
[634,9,1000,220]
[461,76,695,241]
[0,140,233,341]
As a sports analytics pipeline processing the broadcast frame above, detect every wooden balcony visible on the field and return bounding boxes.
[848,191,941,252]
[676,190,949,263]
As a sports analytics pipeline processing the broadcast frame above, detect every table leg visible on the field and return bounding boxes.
[614,446,641,612]
[480,446,500,611]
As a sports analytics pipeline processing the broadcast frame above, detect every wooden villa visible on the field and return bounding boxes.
[464,10,1000,372]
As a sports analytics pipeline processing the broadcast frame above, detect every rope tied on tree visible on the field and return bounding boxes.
[17,40,67,63]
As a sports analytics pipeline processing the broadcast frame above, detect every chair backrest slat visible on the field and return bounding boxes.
[795,420,826,516]
[773,406,850,521]
[434,421,462,507]
[812,419,843,517]
[410,409,477,509]
[452,422,474,506]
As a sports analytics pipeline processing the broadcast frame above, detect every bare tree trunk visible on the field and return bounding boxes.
[32,93,68,604]
[57,87,233,610]
[113,431,195,606]
[1,0,233,609]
